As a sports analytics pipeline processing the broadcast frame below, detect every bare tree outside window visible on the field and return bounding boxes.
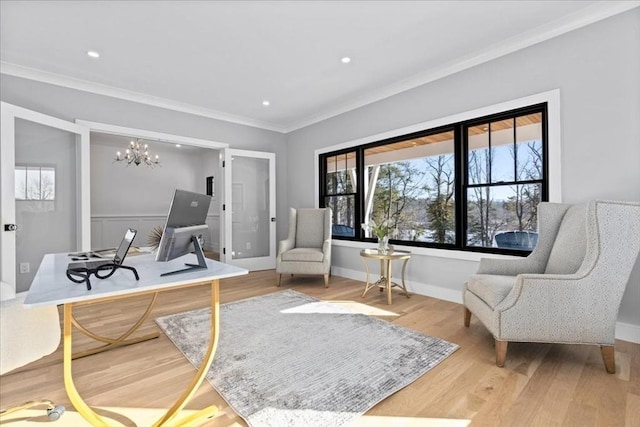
[15,166,55,201]
[370,162,424,235]
[506,141,543,231]
[467,147,503,247]
[324,152,356,236]
[362,131,457,244]
[423,154,455,243]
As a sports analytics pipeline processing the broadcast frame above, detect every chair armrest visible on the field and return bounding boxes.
[322,239,332,260]
[496,272,581,310]
[493,271,617,343]
[278,238,295,256]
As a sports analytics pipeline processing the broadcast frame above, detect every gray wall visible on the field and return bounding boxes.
[286,10,640,332]
[90,137,212,215]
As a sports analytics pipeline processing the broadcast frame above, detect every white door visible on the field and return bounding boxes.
[220,148,276,270]
[0,102,90,297]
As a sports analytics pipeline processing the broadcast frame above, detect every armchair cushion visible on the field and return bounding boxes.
[466,274,516,309]
[281,247,325,263]
[544,204,587,274]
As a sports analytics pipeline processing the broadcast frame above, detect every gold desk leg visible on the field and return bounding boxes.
[64,304,112,427]
[153,279,220,427]
[65,283,221,427]
[72,293,160,359]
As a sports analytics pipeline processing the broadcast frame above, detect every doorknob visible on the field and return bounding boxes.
[4,224,17,231]
[271,217,276,222]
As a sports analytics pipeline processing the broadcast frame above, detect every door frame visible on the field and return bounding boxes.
[221,148,276,270]
[1,102,91,296]
[76,119,230,254]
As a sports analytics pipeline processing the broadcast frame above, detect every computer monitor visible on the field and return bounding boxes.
[156,189,212,276]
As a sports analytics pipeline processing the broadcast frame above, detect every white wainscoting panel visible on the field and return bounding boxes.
[91,214,220,252]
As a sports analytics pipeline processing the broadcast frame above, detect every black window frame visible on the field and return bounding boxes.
[319,103,548,256]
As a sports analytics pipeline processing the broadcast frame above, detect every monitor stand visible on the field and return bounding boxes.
[160,235,208,277]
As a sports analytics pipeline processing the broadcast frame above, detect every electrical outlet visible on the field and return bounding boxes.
[246,242,251,250]
[19,262,30,274]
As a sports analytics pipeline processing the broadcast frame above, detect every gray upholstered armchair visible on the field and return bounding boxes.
[463,200,640,373]
[276,208,332,287]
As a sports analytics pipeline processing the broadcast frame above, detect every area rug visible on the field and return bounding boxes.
[155,290,458,427]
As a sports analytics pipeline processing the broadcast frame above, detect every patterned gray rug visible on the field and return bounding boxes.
[155,290,458,427]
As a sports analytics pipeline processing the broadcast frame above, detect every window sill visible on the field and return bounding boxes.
[331,239,521,262]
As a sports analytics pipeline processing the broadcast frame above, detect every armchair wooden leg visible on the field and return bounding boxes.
[464,307,471,327]
[600,345,616,374]
[276,274,282,287]
[323,274,329,288]
[495,340,508,367]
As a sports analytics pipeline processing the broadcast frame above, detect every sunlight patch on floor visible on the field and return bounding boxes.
[324,300,399,316]
[281,300,398,316]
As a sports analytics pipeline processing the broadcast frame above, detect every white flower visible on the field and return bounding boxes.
[362,218,394,239]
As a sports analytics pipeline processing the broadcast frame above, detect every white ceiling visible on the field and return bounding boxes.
[1,1,637,133]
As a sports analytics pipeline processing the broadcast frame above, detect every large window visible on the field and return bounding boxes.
[319,104,547,255]
[465,112,544,251]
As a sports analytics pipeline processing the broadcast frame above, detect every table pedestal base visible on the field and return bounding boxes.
[63,280,221,427]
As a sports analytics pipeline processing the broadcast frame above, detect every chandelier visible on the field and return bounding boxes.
[114,139,160,167]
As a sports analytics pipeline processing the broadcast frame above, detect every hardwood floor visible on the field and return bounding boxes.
[1,270,638,426]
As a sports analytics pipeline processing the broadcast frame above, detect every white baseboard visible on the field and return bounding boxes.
[614,322,640,344]
[331,266,640,344]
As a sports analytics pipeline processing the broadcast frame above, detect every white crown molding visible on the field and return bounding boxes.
[1,1,637,134]
[0,62,287,133]
[283,1,640,132]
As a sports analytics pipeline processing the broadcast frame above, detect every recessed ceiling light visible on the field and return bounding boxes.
[262,100,270,107]
[341,57,351,64]
[87,51,100,58]
[175,144,181,148]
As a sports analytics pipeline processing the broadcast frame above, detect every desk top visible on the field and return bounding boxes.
[360,248,412,260]
[24,252,248,308]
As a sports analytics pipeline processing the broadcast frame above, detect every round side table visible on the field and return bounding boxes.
[360,248,411,305]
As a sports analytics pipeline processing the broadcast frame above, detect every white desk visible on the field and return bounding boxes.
[25,252,247,427]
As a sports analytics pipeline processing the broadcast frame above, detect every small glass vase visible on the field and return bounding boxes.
[377,236,390,253]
